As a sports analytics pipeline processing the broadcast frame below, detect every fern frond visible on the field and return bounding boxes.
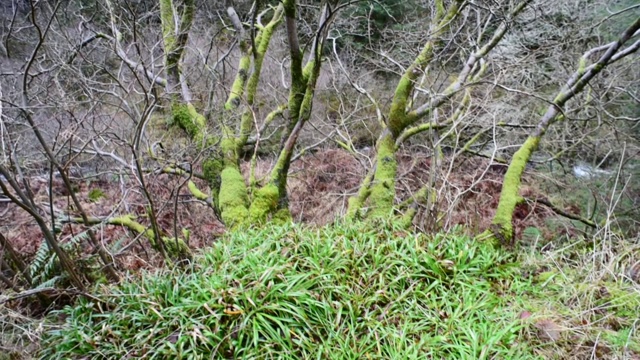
[34,275,62,289]
[29,240,51,279]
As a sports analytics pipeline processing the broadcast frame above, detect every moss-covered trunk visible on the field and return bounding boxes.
[347,0,536,224]
[485,136,539,245]
[347,0,463,220]
[245,2,330,223]
[484,17,640,245]
[367,131,398,218]
[216,5,284,227]
[170,5,284,228]
[160,0,195,102]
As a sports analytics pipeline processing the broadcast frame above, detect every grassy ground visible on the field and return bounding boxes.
[22,222,637,359]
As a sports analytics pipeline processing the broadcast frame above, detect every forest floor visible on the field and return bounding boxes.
[1,149,565,264]
[1,149,638,359]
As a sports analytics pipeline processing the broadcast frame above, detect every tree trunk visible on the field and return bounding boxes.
[483,18,640,245]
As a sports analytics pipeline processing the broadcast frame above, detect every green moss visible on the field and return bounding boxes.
[160,236,192,260]
[346,172,373,221]
[110,215,152,238]
[388,77,411,136]
[179,0,195,37]
[187,181,208,201]
[219,168,249,228]
[109,215,191,259]
[368,133,397,219]
[170,103,189,129]
[248,183,279,224]
[435,0,445,17]
[490,136,540,244]
[225,55,251,111]
[187,104,206,127]
[346,193,367,221]
[202,158,222,180]
[283,0,296,20]
[398,187,431,228]
[578,57,587,75]
[602,328,640,353]
[593,62,604,73]
[87,188,105,202]
[272,208,292,225]
[298,72,317,121]
[387,1,462,135]
[552,91,565,104]
[606,286,640,323]
[388,41,435,136]
[269,144,290,187]
[202,157,223,199]
[159,0,176,53]
[235,8,283,153]
[247,8,282,104]
[171,103,205,139]
[220,136,238,166]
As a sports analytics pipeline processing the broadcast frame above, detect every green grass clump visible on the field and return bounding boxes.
[41,223,535,359]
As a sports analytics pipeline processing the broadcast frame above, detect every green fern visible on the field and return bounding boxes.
[34,276,62,289]
[108,237,127,253]
[28,230,91,288]
[29,240,51,280]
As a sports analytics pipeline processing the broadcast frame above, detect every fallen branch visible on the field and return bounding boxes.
[527,197,597,228]
[0,287,106,306]
[58,215,192,259]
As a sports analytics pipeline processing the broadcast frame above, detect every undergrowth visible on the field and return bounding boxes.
[36,222,639,359]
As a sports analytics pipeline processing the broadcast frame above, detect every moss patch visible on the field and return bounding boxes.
[171,103,206,140]
[367,133,397,219]
[87,188,105,203]
[225,55,251,111]
[218,167,249,228]
[248,183,279,224]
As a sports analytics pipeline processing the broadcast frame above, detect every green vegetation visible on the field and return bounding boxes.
[1,1,639,359]
[38,222,639,359]
[87,188,105,203]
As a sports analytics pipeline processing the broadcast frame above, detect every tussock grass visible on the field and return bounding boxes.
[40,222,531,359]
[38,222,639,359]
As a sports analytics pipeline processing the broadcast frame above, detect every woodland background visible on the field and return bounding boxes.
[0,0,639,358]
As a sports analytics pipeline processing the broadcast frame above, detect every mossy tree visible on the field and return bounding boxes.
[346,0,533,222]
[169,0,336,227]
[480,17,640,246]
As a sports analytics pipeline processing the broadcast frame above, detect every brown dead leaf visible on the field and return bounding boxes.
[534,319,563,342]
